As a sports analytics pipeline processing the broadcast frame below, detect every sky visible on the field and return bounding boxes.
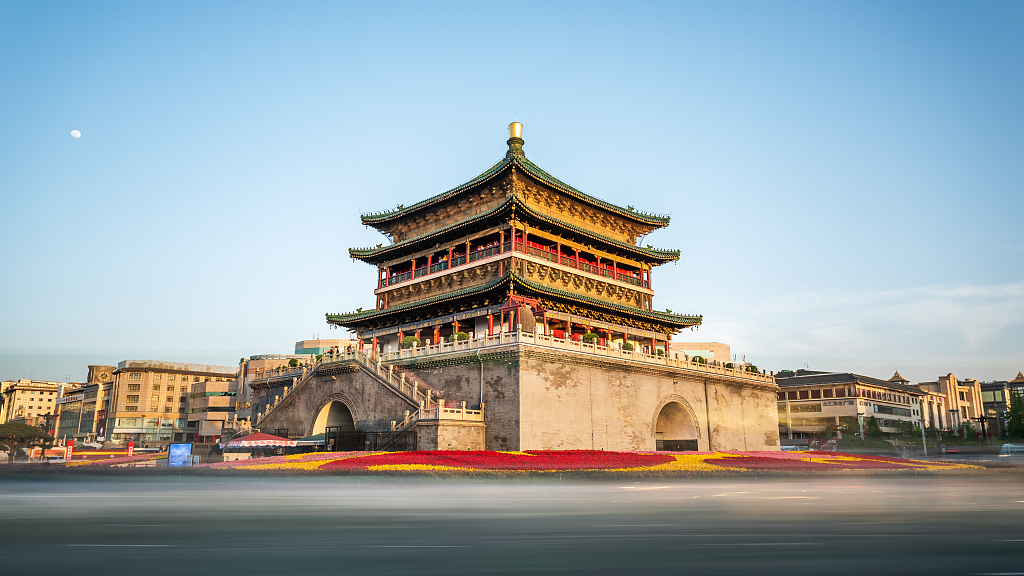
[1,1,1022,384]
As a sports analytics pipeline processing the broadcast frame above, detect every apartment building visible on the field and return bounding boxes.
[1,379,80,427]
[186,378,241,442]
[108,360,237,447]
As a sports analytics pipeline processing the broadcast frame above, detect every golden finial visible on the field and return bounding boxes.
[508,121,523,139]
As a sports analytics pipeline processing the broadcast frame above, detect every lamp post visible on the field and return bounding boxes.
[972,416,989,447]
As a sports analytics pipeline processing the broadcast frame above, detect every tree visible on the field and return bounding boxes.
[447,332,469,342]
[0,423,52,465]
[864,416,884,439]
[581,333,599,344]
[400,335,421,349]
[1007,390,1024,440]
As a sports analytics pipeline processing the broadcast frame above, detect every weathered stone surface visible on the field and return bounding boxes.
[417,421,486,451]
[257,365,417,437]
[255,346,780,452]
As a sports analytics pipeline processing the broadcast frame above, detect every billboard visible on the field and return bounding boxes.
[168,443,193,468]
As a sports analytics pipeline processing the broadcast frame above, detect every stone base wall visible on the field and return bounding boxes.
[256,346,780,452]
[515,348,779,451]
[416,421,486,451]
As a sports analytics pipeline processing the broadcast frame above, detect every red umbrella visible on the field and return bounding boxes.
[224,432,296,448]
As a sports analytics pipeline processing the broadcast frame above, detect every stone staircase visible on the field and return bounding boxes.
[253,350,440,431]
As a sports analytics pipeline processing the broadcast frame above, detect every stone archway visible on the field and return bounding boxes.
[312,400,356,436]
[652,395,699,451]
[311,397,362,451]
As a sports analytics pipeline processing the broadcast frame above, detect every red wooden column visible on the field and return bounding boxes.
[566,320,572,339]
[488,314,494,335]
[499,230,505,253]
[448,246,453,264]
[650,337,656,354]
[414,329,421,342]
[427,254,433,271]
[433,325,440,345]
[371,337,378,361]
[612,260,617,279]
[384,266,390,285]
[555,242,561,264]
[453,320,460,337]
[575,248,580,268]
[397,331,404,343]
[523,227,528,251]
[465,240,470,259]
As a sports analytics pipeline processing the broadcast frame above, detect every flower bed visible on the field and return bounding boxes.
[67,452,168,467]
[192,449,978,473]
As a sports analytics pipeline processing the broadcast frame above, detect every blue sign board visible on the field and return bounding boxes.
[168,443,192,468]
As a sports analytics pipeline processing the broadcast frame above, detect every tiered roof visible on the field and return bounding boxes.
[360,142,670,231]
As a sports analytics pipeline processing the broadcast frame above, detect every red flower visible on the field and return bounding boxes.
[318,450,673,471]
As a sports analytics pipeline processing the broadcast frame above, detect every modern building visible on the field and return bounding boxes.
[55,366,115,443]
[776,372,924,442]
[295,339,361,355]
[253,123,780,452]
[979,372,1024,435]
[669,342,730,364]
[1,379,79,428]
[186,378,241,443]
[108,360,238,447]
[912,373,983,432]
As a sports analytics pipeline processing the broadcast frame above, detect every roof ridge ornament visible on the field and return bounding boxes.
[506,121,525,158]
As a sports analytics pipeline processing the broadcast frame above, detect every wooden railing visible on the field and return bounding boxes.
[380,240,645,289]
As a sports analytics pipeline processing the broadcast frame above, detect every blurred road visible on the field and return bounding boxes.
[1,474,1022,575]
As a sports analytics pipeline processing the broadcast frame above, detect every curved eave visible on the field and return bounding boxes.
[326,275,510,328]
[360,157,512,228]
[515,199,680,263]
[514,156,670,227]
[349,196,680,266]
[350,199,511,264]
[511,273,701,330]
[359,152,670,229]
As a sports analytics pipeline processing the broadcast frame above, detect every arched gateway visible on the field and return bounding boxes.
[653,396,699,451]
[312,399,362,451]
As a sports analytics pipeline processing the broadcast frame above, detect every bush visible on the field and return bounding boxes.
[746,364,758,373]
[725,362,734,369]
[447,331,469,342]
[656,348,665,357]
[621,342,634,352]
[400,335,421,349]
[692,356,706,365]
[288,359,298,367]
[581,333,599,344]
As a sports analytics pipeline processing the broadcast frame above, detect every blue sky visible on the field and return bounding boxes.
[1,1,1021,384]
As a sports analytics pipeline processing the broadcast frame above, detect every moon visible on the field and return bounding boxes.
[70,130,81,138]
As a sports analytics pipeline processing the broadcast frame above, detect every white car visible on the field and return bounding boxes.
[44,456,67,463]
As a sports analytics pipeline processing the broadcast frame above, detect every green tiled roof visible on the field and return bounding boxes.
[326,275,510,326]
[349,196,680,264]
[360,152,670,228]
[325,270,700,330]
[511,273,701,329]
